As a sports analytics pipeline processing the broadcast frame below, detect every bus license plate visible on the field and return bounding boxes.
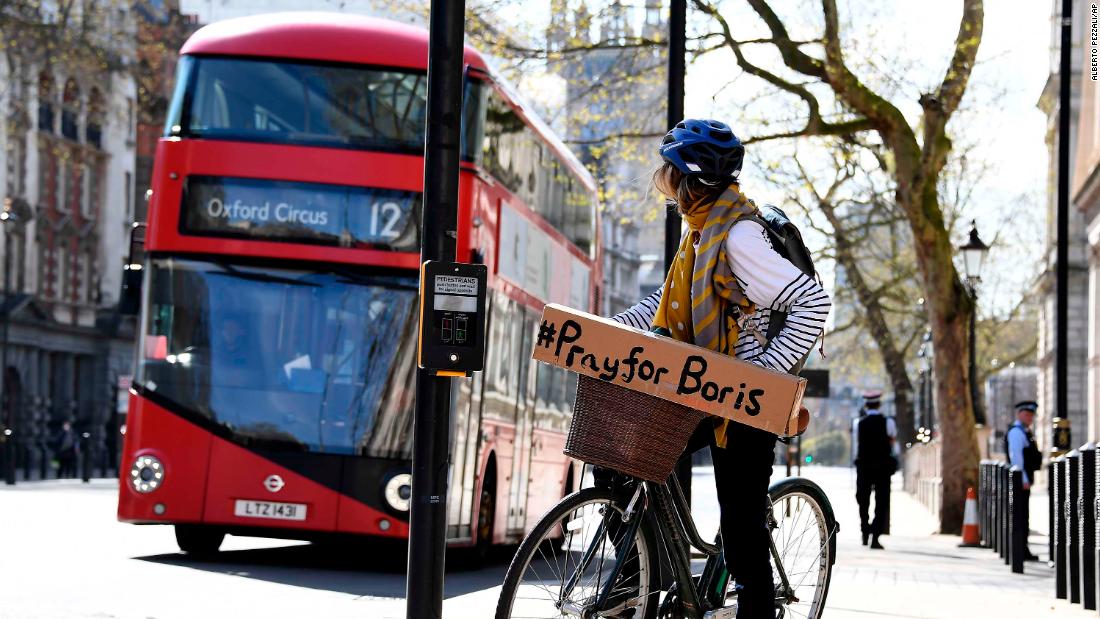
[234,499,307,521]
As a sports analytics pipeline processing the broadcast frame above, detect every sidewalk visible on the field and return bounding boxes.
[691,466,1091,618]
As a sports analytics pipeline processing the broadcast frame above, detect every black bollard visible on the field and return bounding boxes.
[993,462,1001,556]
[980,461,992,548]
[1050,461,1056,561]
[1095,447,1100,609]
[1055,456,1067,599]
[1079,444,1096,609]
[1001,462,1010,563]
[987,461,997,550]
[1010,466,1025,574]
[1067,449,1081,603]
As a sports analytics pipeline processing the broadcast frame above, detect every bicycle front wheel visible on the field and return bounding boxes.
[496,486,660,619]
[768,477,836,619]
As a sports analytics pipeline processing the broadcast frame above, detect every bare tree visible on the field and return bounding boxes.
[688,0,984,531]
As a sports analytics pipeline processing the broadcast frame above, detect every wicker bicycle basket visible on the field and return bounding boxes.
[565,375,706,482]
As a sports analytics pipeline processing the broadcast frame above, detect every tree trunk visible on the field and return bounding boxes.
[905,183,980,534]
[928,306,977,533]
[891,380,915,446]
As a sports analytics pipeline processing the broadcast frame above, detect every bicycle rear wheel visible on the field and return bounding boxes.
[767,477,836,619]
[496,487,660,619]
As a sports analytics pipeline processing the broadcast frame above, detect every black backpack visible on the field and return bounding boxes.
[734,204,820,372]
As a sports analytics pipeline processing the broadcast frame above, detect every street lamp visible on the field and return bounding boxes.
[916,328,933,440]
[958,220,990,427]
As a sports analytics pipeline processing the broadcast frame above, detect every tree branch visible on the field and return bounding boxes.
[745,0,827,78]
[819,0,918,161]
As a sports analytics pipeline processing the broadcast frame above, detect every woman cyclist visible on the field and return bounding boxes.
[612,119,832,617]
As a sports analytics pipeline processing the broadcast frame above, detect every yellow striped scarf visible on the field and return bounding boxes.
[652,184,758,446]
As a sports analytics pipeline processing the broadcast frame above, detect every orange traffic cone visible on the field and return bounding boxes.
[958,487,981,547]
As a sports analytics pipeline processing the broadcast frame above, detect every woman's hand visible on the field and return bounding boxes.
[795,406,811,436]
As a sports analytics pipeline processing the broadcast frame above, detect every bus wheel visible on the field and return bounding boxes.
[475,465,496,561]
[174,525,225,556]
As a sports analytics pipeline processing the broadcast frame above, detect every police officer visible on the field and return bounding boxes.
[1005,400,1041,561]
[853,391,896,549]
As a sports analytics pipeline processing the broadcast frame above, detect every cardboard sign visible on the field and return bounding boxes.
[532,304,807,437]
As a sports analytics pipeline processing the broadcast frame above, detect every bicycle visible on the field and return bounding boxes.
[495,376,838,619]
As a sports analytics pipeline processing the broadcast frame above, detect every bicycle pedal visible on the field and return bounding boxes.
[701,605,736,619]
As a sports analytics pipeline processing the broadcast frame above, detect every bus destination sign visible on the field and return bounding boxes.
[181,176,421,251]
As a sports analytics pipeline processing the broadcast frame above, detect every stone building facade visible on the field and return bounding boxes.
[1074,2,1100,445]
[1037,0,1090,452]
[0,3,138,478]
[547,0,667,315]
[601,216,642,315]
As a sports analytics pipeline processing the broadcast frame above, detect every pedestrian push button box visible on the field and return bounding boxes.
[417,261,488,376]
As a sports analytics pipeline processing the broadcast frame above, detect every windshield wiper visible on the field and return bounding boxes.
[325,266,417,289]
[214,262,322,287]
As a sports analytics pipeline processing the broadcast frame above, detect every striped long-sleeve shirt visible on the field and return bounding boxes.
[613,221,831,373]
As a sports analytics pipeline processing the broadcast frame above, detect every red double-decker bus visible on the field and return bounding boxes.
[117,12,600,555]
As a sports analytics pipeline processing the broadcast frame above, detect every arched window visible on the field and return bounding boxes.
[87,88,104,149]
[61,79,80,141]
[81,159,100,220]
[38,72,55,133]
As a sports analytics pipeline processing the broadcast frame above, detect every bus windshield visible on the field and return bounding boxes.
[172,55,429,152]
[168,55,487,157]
[136,258,417,458]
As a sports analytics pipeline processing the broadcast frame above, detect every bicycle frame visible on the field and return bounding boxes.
[575,472,808,619]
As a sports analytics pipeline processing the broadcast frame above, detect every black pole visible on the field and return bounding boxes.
[1068,450,1082,603]
[1055,457,1067,598]
[968,285,984,426]
[3,220,13,486]
[406,2,464,618]
[1056,0,1072,436]
[665,0,686,272]
[667,0,692,504]
[1078,444,1096,609]
[1010,466,1025,574]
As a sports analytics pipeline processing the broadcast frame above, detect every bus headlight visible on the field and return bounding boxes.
[384,473,412,512]
[130,455,165,493]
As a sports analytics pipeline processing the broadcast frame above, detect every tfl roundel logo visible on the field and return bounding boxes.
[264,474,285,493]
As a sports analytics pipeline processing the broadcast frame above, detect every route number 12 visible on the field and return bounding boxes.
[368,201,404,240]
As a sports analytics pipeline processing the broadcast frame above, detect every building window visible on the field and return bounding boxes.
[41,246,54,300]
[38,147,51,208]
[61,79,80,142]
[5,131,24,197]
[57,160,69,213]
[12,231,25,293]
[87,88,104,149]
[85,256,97,304]
[75,251,86,303]
[81,165,92,219]
[86,162,100,221]
[124,171,132,223]
[37,72,54,133]
[57,244,68,301]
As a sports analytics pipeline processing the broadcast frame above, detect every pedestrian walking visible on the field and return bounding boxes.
[54,421,78,479]
[852,391,896,549]
[1004,400,1041,561]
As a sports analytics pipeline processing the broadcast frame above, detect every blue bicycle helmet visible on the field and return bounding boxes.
[659,119,744,179]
